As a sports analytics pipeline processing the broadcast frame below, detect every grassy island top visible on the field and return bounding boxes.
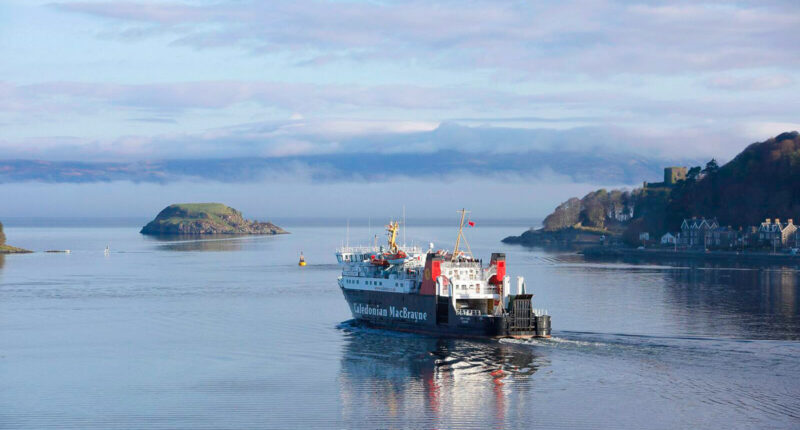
[157,203,241,221]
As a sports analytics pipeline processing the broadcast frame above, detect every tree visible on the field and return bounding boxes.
[542,198,581,231]
[703,158,719,175]
[580,200,606,228]
[686,166,702,181]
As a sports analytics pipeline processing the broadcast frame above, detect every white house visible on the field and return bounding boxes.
[758,218,797,248]
[660,232,677,245]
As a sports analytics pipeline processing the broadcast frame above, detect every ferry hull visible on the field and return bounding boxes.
[341,287,550,339]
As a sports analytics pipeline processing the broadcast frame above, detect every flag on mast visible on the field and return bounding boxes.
[468,220,475,227]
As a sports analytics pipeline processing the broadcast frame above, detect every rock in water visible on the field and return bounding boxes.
[140,203,288,236]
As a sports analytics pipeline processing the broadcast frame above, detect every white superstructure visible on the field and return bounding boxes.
[336,243,425,294]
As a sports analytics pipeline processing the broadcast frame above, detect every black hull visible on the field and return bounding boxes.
[341,287,550,339]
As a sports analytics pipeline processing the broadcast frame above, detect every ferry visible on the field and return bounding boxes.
[337,210,551,339]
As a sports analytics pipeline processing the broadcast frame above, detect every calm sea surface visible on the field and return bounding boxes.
[1,222,799,429]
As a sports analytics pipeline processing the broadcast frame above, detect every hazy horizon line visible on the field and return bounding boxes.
[0,216,542,229]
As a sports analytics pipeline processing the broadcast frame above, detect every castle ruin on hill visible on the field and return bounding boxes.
[643,166,688,189]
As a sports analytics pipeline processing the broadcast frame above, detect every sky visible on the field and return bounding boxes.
[1,0,799,220]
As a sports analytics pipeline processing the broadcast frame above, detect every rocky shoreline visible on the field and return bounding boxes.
[0,244,33,254]
[581,246,800,266]
[502,227,613,246]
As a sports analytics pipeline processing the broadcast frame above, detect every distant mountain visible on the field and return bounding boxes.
[505,131,800,246]
[0,149,697,184]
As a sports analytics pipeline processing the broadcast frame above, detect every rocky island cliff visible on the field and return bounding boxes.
[140,203,288,236]
[0,221,32,254]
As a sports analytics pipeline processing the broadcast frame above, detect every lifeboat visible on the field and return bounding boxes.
[370,255,390,266]
[386,250,408,265]
[371,250,408,266]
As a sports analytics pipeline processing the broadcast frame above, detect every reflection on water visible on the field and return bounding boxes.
[146,235,251,252]
[584,252,800,270]
[338,324,546,428]
[1,225,799,428]
[665,267,800,339]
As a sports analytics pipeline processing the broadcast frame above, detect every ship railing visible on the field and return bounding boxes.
[455,308,484,317]
[481,286,499,295]
[337,245,425,255]
[452,285,498,295]
[337,246,379,253]
[442,261,482,268]
[398,246,424,254]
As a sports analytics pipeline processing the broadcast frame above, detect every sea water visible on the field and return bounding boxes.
[0,222,798,429]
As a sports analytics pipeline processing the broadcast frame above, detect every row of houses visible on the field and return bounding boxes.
[658,217,800,251]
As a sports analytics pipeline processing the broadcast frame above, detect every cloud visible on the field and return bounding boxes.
[127,116,177,123]
[1,80,539,114]
[4,1,798,172]
[0,120,736,187]
[4,78,800,137]
[704,74,795,91]
[0,120,719,161]
[742,122,800,141]
[52,0,800,75]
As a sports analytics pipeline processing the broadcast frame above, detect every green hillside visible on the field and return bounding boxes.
[153,203,240,225]
[664,131,800,228]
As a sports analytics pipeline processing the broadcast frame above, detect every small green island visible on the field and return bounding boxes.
[140,203,288,236]
[0,221,32,254]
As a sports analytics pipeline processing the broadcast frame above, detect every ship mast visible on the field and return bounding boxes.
[402,205,406,248]
[386,220,400,254]
[452,208,472,261]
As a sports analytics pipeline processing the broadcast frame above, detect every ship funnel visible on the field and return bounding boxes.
[490,253,506,280]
